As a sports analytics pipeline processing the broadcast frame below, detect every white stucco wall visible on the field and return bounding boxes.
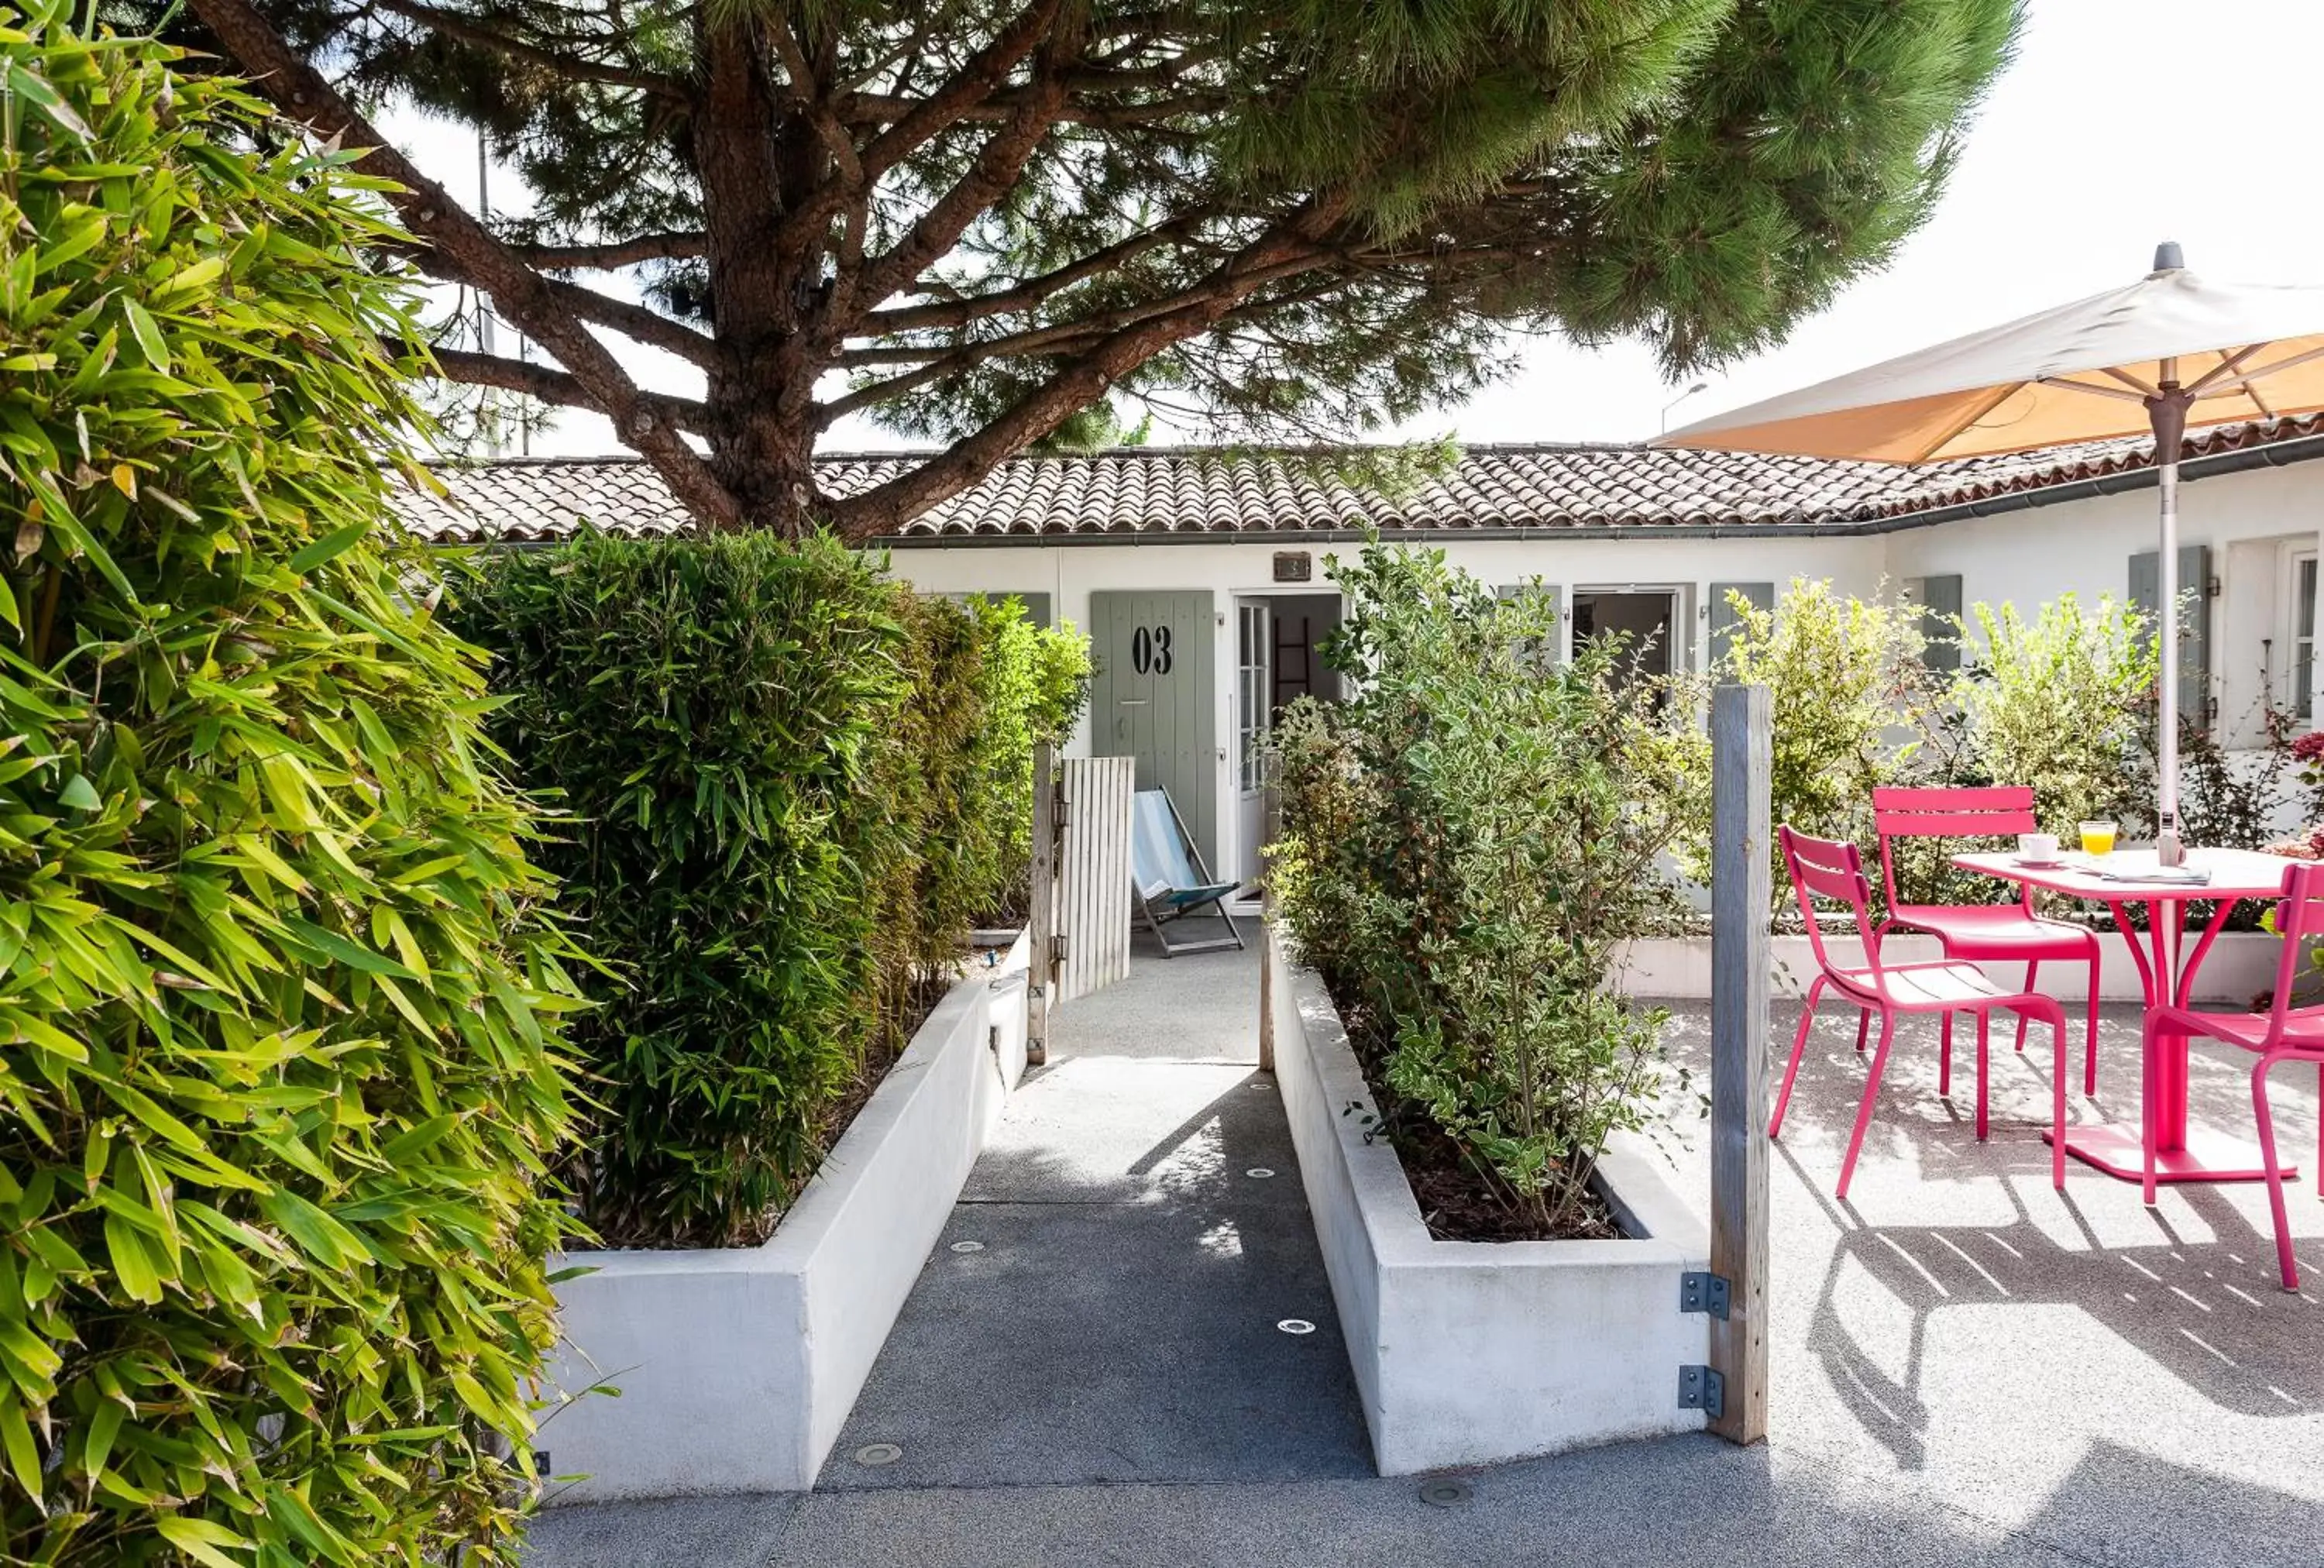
[1881,459,2324,746]
[889,531,1886,874]
[880,456,2324,877]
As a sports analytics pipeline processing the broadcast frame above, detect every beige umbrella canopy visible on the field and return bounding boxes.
[1656,244,2324,865]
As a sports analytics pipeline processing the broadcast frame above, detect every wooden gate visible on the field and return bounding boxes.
[1056,755,1133,1003]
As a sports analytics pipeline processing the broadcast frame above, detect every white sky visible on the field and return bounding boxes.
[383,0,2324,459]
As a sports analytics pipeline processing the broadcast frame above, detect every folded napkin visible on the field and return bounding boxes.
[2088,863,2212,886]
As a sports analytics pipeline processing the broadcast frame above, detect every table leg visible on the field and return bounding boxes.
[2049,894,2292,1185]
[2175,896,2239,1009]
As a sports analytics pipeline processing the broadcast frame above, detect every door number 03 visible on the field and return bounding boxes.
[1129,624,1174,675]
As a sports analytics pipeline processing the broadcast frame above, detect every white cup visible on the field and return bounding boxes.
[2018,832,2059,861]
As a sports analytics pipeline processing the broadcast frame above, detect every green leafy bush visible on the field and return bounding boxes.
[964,597,1092,923]
[458,541,1086,1247]
[1688,579,1931,903]
[1270,543,1691,1237]
[0,15,579,1565]
[1953,595,2158,834]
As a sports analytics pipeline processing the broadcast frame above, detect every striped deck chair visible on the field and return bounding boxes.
[1130,789,1245,957]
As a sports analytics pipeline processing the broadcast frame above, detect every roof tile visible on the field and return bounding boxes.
[390,415,2324,545]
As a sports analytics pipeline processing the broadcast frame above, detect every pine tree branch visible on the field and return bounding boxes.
[821,248,1335,425]
[185,0,741,529]
[828,201,1347,536]
[839,87,1228,128]
[837,18,1078,335]
[426,244,720,364]
[419,343,708,434]
[856,0,1067,182]
[542,281,721,367]
[765,13,861,179]
[859,216,1202,334]
[373,0,686,99]
[755,0,1071,301]
[513,232,707,270]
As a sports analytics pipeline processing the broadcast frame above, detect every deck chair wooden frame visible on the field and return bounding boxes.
[1130,788,1246,957]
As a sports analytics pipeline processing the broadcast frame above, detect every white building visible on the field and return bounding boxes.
[398,413,2324,887]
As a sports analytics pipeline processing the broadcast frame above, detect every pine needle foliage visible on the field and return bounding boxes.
[458,536,1086,1247]
[127,0,2023,537]
[0,10,582,1565]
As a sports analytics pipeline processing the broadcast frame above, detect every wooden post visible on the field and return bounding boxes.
[1026,742,1057,1066]
[1708,683,1771,1445]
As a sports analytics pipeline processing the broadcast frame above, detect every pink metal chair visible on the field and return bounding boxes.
[1771,825,2070,1201]
[1872,786,2103,1094]
[2141,861,2324,1291]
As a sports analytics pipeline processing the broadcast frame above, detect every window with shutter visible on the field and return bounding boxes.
[1707,581,1775,668]
[1497,583,1566,665]
[1903,575,1964,672]
[2130,545,2212,729]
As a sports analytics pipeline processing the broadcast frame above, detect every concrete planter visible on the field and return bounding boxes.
[1265,926,1710,1475]
[539,933,1032,1502]
[1611,930,2283,1005]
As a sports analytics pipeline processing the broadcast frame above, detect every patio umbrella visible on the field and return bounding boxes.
[1656,243,2324,865]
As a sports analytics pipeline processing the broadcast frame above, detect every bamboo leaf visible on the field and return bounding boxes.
[286,521,369,576]
[156,1518,253,1568]
[121,297,170,372]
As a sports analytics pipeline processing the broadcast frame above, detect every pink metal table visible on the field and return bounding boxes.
[1952,846,2303,1186]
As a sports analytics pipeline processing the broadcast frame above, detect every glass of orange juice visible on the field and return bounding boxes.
[2079,820,2117,857]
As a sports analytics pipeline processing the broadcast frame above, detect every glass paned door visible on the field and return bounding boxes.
[1235,600,1273,884]
[2296,552,2317,720]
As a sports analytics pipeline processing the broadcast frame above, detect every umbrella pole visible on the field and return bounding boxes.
[2150,373,2192,867]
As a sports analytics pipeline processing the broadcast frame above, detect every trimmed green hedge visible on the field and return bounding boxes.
[458,536,1086,1247]
[0,16,579,1566]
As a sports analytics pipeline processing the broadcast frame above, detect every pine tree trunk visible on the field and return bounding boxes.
[694,12,827,538]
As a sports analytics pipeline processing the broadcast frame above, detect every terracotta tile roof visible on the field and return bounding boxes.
[390,414,2324,545]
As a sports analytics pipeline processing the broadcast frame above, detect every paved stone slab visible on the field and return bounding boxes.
[768,1436,2099,1568]
[520,1494,800,1568]
[829,1056,1370,1488]
[1047,927,1259,1062]
[1652,999,2324,1568]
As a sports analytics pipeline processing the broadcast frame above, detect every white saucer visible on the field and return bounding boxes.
[2011,855,2068,868]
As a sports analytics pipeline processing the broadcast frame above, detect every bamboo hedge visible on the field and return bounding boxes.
[458,538,1088,1249]
[0,11,580,1565]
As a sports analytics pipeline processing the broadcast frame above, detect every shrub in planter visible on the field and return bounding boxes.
[1270,542,1693,1236]
[459,533,909,1246]
[876,594,1087,972]
[459,542,1088,1247]
[0,18,579,1565]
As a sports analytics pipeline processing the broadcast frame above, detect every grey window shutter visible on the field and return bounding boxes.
[1708,582,1775,666]
[1497,583,1564,665]
[1904,574,1964,672]
[2130,546,2211,727]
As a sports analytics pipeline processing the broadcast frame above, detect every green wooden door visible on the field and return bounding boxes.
[1089,590,1218,869]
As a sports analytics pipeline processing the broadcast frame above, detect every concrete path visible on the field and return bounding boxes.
[820,931,1371,1489]
[524,938,2324,1567]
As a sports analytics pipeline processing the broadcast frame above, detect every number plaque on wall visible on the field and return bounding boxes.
[1273,552,1313,583]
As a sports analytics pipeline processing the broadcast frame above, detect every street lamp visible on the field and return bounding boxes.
[1660,381,1710,434]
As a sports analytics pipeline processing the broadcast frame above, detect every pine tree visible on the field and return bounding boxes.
[145,0,2021,537]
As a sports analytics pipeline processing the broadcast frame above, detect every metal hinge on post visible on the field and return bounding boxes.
[1054,932,1069,963]
[1679,1271,1731,1319]
[1678,1365,1725,1420]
